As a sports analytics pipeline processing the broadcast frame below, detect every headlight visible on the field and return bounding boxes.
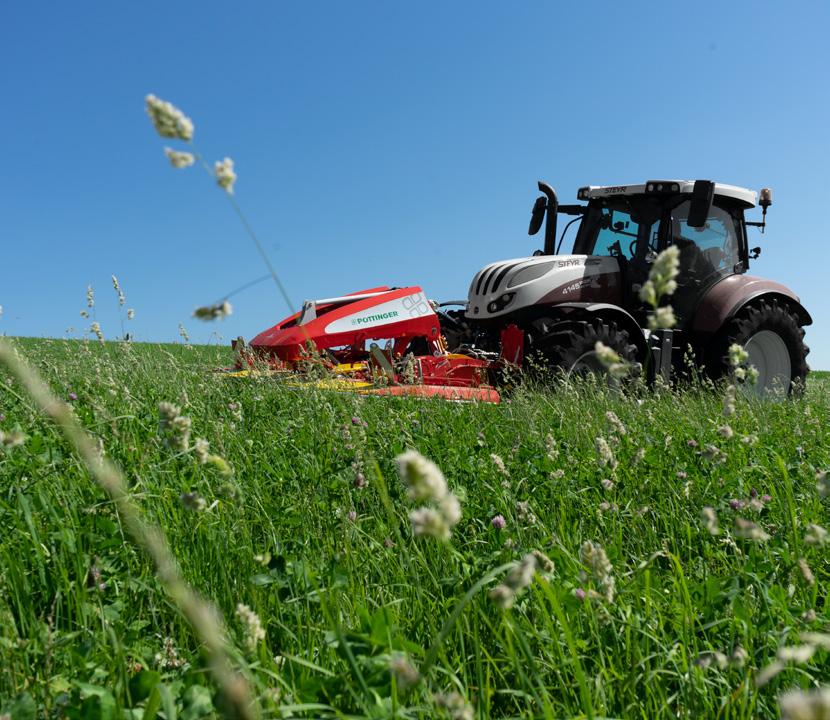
[487,293,515,313]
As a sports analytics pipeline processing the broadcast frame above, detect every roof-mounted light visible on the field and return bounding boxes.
[645,180,681,194]
[577,186,590,200]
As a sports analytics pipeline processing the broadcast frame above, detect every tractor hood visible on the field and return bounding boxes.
[465,254,622,319]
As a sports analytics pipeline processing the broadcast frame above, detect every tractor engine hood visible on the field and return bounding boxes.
[465,254,622,319]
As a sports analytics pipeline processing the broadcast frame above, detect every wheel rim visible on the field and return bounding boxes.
[568,350,607,377]
[743,330,791,397]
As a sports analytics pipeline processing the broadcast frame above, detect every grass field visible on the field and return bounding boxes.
[0,337,828,719]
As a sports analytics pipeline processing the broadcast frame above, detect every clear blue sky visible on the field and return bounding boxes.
[2,2,828,368]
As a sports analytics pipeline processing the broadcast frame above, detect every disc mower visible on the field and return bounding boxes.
[231,179,811,402]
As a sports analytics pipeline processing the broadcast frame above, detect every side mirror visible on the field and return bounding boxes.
[528,196,546,236]
[687,179,715,228]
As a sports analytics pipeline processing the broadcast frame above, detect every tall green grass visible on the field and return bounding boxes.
[0,338,828,718]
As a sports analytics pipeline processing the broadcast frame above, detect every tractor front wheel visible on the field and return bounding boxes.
[708,299,809,396]
[533,318,639,381]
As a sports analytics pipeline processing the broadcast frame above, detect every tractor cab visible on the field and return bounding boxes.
[562,180,762,327]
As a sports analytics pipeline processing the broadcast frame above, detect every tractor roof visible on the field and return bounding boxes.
[577,181,757,207]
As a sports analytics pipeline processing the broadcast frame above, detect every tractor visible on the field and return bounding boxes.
[238,179,811,400]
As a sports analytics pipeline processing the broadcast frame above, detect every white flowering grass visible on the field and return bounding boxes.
[1,338,829,718]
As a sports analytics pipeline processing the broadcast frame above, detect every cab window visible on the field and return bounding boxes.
[669,201,740,281]
[577,205,658,260]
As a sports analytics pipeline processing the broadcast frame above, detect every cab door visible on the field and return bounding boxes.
[665,199,743,325]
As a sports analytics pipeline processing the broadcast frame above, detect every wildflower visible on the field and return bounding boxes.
[254,552,271,566]
[145,94,194,141]
[409,507,451,541]
[353,472,367,489]
[193,438,209,464]
[595,436,617,470]
[236,603,266,650]
[205,454,232,476]
[701,506,719,535]
[579,540,615,602]
[389,653,420,691]
[701,444,726,463]
[491,514,506,530]
[648,305,677,330]
[802,609,817,623]
[111,275,126,306]
[605,411,626,436]
[215,157,237,194]
[178,323,190,343]
[779,687,830,720]
[179,491,206,512]
[804,523,828,546]
[741,433,758,445]
[438,494,461,525]
[817,470,829,498]
[158,401,191,451]
[777,644,817,664]
[68,392,78,401]
[729,498,745,511]
[687,439,699,448]
[800,633,830,649]
[632,447,645,464]
[347,510,357,522]
[717,425,734,440]
[396,450,448,503]
[594,341,629,378]
[127,308,135,320]
[155,637,185,670]
[516,500,537,525]
[193,301,233,321]
[489,554,537,609]
[734,517,770,542]
[490,453,508,475]
[728,343,749,368]
[86,285,94,308]
[601,478,615,492]
[90,321,104,343]
[695,651,728,669]
[798,558,815,586]
[730,645,748,668]
[545,433,559,460]
[574,587,587,601]
[164,147,195,169]
[550,469,565,479]
[434,691,474,720]
[755,661,784,687]
[639,245,680,307]
[723,384,737,416]
[531,549,555,573]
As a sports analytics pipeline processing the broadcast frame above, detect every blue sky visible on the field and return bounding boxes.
[2,2,829,368]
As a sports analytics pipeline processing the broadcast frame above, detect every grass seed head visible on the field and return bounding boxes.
[145,94,194,141]
[779,687,830,720]
[215,157,237,194]
[164,147,195,169]
[804,524,828,546]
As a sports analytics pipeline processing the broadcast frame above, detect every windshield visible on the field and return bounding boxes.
[572,197,662,260]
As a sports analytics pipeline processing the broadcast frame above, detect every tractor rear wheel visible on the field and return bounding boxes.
[532,318,639,380]
[708,299,809,396]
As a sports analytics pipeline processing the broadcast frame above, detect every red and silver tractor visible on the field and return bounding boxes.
[235,179,810,401]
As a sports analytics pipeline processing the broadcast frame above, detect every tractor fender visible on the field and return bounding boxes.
[550,302,648,354]
[692,275,812,334]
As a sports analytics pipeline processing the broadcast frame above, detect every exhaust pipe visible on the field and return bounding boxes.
[537,181,559,255]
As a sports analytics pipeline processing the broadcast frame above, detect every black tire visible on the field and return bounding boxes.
[707,298,809,396]
[531,318,639,380]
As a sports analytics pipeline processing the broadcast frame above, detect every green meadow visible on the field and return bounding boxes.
[0,338,828,718]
